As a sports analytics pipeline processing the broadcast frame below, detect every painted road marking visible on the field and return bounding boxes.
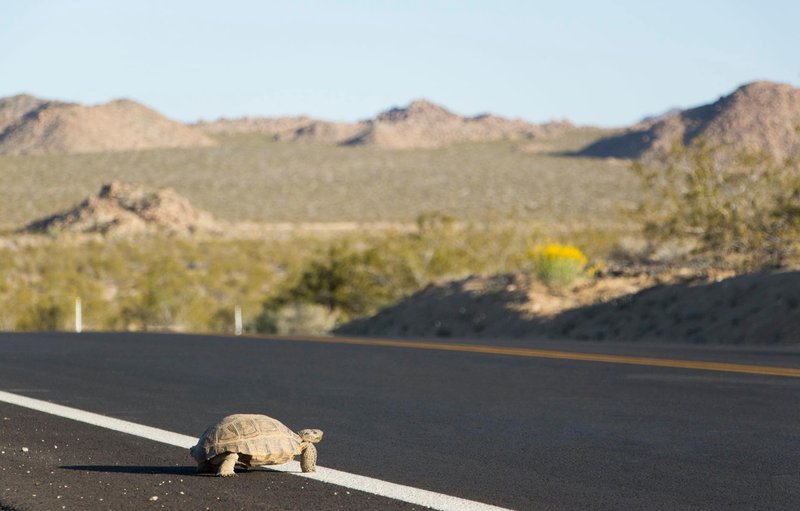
[246,335,800,379]
[0,390,512,511]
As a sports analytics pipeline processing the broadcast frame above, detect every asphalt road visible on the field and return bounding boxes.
[1,332,799,510]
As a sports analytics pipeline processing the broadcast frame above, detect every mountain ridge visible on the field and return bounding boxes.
[197,98,574,149]
[3,81,798,156]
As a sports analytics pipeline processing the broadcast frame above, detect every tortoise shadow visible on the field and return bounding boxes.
[60,465,294,476]
[61,465,199,476]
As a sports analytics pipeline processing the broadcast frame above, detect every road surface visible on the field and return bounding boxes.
[1,332,799,510]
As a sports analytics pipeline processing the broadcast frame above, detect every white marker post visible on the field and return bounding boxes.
[234,305,242,336]
[75,298,82,333]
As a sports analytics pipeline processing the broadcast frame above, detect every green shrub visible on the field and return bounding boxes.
[119,257,191,330]
[262,243,417,321]
[206,307,236,334]
[17,299,67,331]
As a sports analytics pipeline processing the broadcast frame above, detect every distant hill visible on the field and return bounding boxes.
[194,115,364,144]
[579,81,800,160]
[344,100,573,149]
[24,182,217,235]
[196,99,573,149]
[0,95,215,155]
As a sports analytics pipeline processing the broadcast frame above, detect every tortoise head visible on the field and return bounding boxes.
[298,429,323,443]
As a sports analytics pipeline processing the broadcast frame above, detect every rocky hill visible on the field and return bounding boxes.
[0,95,215,155]
[197,99,573,149]
[24,182,218,235]
[579,81,800,160]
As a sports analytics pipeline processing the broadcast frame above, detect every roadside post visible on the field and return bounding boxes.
[234,305,242,336]
[75,298,82,333]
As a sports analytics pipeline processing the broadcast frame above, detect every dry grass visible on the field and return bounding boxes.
[0,130,636,229]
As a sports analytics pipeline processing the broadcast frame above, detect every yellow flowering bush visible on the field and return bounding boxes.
[529,243,588,287]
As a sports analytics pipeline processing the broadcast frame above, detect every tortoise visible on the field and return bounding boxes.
[189,414,323,476]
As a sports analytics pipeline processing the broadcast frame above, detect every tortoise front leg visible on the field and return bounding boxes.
[300,442,317,473]
[217,452,239,477]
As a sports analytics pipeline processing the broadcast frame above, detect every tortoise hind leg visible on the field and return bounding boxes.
[216,452,239,477]
[196,459,214,474]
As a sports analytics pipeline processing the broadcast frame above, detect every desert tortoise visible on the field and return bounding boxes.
[189,414,323,476]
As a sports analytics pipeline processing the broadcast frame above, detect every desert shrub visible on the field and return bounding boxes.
[392,218,543,283]
[253,303,338,335]
[16,298,68,331]
[119,254,195,330]
[633,140,800,268]
[262,243,417,321]
[252,310,278,334]
[529,243,588,287]
[207,306,237,333]
[416,211,456,233]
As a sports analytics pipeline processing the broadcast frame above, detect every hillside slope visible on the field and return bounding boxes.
[337,269,800,345]
[0,96,215,154]
[195,115,364,144]
[579,81,800,160]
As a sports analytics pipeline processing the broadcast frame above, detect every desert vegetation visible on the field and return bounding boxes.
[633,139,800,269]
[0,218,619,333]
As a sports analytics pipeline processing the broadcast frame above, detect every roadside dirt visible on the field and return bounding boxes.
[338,267,800,345]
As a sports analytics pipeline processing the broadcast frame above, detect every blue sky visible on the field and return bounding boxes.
[1,0,797,126]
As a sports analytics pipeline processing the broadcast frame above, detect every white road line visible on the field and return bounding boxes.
[0,390,513,511]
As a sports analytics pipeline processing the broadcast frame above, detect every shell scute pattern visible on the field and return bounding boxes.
[198,414,303,465]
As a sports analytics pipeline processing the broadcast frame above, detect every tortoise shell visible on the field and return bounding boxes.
[193,414,303,466]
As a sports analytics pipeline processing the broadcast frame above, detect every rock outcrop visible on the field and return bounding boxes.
[24,182,217,235]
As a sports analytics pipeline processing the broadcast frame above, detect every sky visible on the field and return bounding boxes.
[1,0,798,127]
